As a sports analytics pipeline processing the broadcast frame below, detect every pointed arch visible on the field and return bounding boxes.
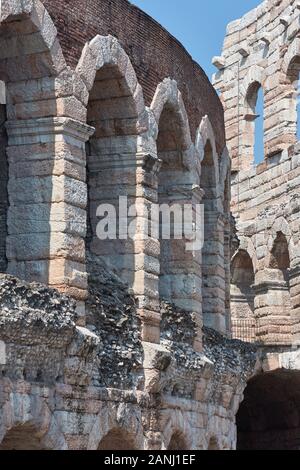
[162,415,192,451]
[0,0,90,295]
[0,398,67,450]
[76,34,146,125]
[196,115,220,186]
[77,35,148,288]
[152,79,201,323]
[197,116,224,332]
[239,66,265,169]
[150,78,192,152]
[87,405,144,450]
[0,0,67,83]
[230,249,256,342]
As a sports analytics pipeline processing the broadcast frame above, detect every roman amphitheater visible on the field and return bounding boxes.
[0,0,298,451]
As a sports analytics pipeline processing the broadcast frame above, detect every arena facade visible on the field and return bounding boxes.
[0,0,298,450]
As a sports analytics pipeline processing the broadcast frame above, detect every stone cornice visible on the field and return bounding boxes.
[6,117,95,144]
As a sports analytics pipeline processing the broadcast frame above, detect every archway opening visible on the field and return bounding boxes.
[286,56,300,141]
[244,82,264,166]
[237,371,300,450]
[98,428,137,450]
[268,232,291,344]
[167,431,188,450]
[157,104,192,306]
[230,249,256,342]
[0,80,7,273]
[208,436,219,450]
[201,141,220,330]
[0,424,46,450]
[0,5,64,287]
[86,63,138,285]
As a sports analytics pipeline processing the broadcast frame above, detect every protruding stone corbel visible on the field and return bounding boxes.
[141,153,162,175]
[238,46,250,58]
[260,33,271,46]
[280,16,289,27]
[212,56,225,70]
[244,113,260,122]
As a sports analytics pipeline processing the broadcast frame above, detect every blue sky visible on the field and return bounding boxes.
[131,0,265,164]
[131,0,262,80]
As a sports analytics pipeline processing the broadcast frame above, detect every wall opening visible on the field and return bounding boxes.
[237,371,300,450]
[157,104,192,306]
[167,431,188,450]
[286,56,300,141]
[208,436,219,450]
[230,249,256,342]
[0,424,46,450]
[86,64,138,286]
[201,141,220,330]
[268,232,291,343]
[244,82,264,167]
[0,80,7,273]
[98,428,137,450]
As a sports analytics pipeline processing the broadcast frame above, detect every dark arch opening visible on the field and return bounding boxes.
[168,431,188,450]
[201,141,220,330]
[286,56,300,141]
[0,424,46,450]
[244,82,264,166]
[230,249,256,342]
[157,104,192,306]
[86,63,138,286]
[208,436,219,450]
[0,80,7,273]
[98,428,137,451]
[237,371,300,450]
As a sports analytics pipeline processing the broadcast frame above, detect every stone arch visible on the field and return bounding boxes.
[151,78,192,153]
[167,430,189,451]
[256,230,292,346]
[219,146,231,213]
[240,65,264,100]
[196,115,220,188]
[282,38,300,143]
[98,428,138,451]
[282,38,300,77]
[87,404,144,450]
[236,370,300,450]
[77,35,149,290]
[207,435,220,450]
[0,0,90,300]
[76,34,146,125]
[240,66,265,169]
[151,78,202,332]
[230,249,256,343]
[197,116,225,333]
[239,237,258,274]
[0,397,67,450]
[266,218,294,269]
[162,412,193,450]
[0,0,67,83]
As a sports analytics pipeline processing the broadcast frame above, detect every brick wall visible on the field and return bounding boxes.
[42,0,225,154]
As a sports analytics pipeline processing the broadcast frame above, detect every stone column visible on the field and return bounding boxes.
[5,117,94,304]
[88,148,162,343]
[158,182,203,351]
[254,270,292,346]
[202,212,226,334]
